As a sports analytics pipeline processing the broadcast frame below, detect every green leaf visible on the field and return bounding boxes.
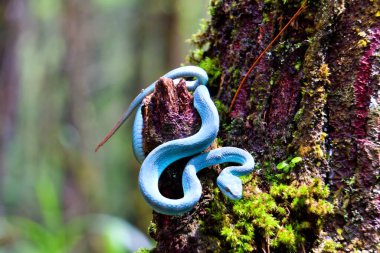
[290,157,302,164]
[276,161,289,170]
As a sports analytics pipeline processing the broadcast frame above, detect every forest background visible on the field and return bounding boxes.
[0,0,207,252]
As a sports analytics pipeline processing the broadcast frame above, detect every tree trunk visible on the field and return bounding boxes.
[143,0,379,252]
[0,0,23,213]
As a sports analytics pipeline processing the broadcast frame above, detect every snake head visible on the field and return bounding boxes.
[216,173,242,200]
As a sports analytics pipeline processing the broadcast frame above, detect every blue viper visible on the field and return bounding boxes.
[97,66,255,215]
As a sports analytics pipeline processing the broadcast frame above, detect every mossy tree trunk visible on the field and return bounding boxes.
[143,0,379,252]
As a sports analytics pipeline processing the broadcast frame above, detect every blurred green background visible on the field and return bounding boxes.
[0,0,207,252]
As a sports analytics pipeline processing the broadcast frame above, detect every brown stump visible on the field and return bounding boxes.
[142,77,219,252]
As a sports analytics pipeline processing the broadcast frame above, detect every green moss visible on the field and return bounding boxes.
[216,137,224,146]
[190,48,205,62]
[221,225,255,253]
[263,12,270,23]
[209,0,222,16]
[294,60,302,71]
[240,173,254,184]
[207,175,334,252]
[315,238,343,253]
[294,107,304,122]
[214,99,228,114]
[148,221,157,237]
[271,225,297,250]
[268,70,281,88]
[199,57,221,78]
[198,57,222,90]
[276,156,303,173]
[313,144,324,158]
[223,117,244,133]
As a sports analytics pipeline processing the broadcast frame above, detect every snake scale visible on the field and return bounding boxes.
[97,66,255,215]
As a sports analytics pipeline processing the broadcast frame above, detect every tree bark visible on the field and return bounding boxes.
[144,0,379,252]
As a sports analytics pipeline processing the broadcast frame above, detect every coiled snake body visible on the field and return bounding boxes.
[97,66,255,215]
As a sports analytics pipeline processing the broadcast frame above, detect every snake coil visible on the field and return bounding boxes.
[98,66,255,215]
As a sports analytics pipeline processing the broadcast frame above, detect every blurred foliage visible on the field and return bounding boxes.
[0,0,207,251]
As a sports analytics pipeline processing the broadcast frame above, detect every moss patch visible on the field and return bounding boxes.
[205,174,334,252]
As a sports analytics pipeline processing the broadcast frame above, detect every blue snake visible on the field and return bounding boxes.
[96,66,255,215]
